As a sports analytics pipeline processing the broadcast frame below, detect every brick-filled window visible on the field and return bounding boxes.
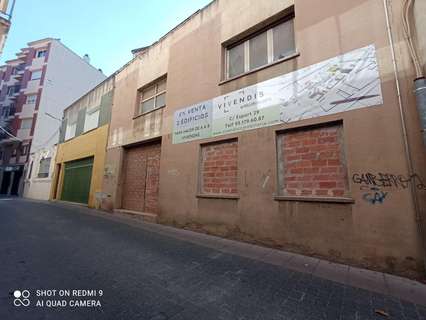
[200,140,238,195]
[277,124,348,198]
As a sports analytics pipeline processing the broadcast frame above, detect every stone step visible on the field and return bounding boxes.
[113,209,158,223]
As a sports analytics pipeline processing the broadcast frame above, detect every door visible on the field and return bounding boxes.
[122,142,161,213]
[10,168,23,195]
[0,171,11,194]
[61,157,94,204]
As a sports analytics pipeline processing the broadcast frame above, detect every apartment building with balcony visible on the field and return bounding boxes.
[0,38,106,197]
[0,0,15,57]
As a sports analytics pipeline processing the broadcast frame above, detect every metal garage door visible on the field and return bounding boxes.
[122,142,161,213]
[61,157,94,204]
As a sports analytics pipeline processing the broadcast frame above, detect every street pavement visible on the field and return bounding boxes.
[0,198,425,320]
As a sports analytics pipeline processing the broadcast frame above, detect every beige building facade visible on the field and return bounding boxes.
[101,0,426,277]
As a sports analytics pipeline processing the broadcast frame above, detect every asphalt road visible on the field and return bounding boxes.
[0,198,425,320]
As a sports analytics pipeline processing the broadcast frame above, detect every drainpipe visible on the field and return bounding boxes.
[401,0,426,145]
[415,78,426,145]
[383,0,426,271]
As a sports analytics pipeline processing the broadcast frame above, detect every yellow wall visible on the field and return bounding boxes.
[50,125,109,208]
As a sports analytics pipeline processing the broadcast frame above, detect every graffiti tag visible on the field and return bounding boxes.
[352,172,425,204]
[352,172,426,190]
[362,187,388,205]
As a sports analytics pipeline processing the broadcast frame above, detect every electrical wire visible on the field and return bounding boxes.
[30,127,60,153]
[0,124,21,141]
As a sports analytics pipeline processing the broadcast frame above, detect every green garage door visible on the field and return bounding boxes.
[61,157,94,204]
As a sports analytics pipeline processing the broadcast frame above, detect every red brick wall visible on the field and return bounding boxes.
[122,142,161,213]
[200,140,238,195]
[279,124,348,197]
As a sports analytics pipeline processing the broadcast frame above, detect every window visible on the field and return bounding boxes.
[7,86,19,95]
[277,124,348,198]
[20,144,29,156]
[28,161,33,179]
[1,106,9,118]
[0,150,3,160]
[226,17,295,79]
[8,103,15,116]
[26,94,37,104]
[137,77,166,115]
[36,50,47,58]
[38,157,51,178]
[20,118,33,130]
[30,70,42,80]
[64,107,78,141]
[200,139,238,195]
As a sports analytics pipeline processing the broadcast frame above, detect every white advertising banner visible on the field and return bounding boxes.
[172,100,212,144]
[172,45,383,144]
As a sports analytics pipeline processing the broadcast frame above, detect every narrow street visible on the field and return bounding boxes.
[0,198,425,320]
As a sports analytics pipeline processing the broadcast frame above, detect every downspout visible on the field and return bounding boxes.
[382,0,426,271]
[401,0,426,145]
[416,78,426,145]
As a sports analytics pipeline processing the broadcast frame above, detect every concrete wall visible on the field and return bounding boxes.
[102,0,426,277]
[52,124,109,208]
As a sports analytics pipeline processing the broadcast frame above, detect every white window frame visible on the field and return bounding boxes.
[137,78,166,116]
[30,70,42,80]
[37,157,51,178]
[26,94,37,104]
[20,118,33,130]
[225,18,295,79]
[36,50,47,58]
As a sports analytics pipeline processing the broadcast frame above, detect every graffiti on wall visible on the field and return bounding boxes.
[352,172,426,204]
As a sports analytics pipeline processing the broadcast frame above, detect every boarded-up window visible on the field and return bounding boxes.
[200,140,238,195]
[277,124,348,197]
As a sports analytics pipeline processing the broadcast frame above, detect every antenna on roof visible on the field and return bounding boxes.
[83,54,90,64]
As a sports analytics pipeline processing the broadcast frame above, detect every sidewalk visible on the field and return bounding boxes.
[44,200,426,307]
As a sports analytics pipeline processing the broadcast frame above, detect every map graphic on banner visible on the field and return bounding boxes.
[172,45,383,144]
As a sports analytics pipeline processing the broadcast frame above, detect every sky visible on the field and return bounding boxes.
[1,0,212,76]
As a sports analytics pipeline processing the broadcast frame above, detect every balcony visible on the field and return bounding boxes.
[16,128,31,140]
[19,103,35,118]
[7,85,21,99]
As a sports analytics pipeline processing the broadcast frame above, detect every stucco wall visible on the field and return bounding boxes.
[103,0,426,277]
[23,145,56,200]
[53,124,109,208]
